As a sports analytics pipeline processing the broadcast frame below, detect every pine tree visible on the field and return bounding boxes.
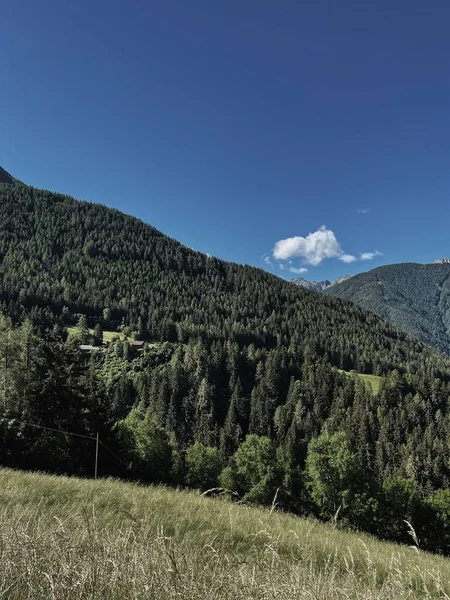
[76,315,90,344]
[93,323,103,346]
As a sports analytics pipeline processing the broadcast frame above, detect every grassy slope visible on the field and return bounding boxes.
[338,369,383,394]
[1,469,449,599]
[67,327,127,343]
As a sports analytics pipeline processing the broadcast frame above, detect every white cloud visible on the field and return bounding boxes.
[272,225,382,269]
[357,208,369,214]
[273,225,343,266]
[360,250,383,261]
[279,264,308,274]
[339,254,357,263]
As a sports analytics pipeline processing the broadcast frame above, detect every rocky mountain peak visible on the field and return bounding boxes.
[291,274,353,291]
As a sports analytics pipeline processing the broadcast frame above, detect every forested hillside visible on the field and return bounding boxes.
[326,263,450,356]
[0,178,445,376]
[3,174,450,553]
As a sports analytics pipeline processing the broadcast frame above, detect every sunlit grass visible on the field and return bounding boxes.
[67,327,127,343]
[0,468,449,599]
[338,369,383,394]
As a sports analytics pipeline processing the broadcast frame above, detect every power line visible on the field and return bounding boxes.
[0,416,96,440]
[0,415,135,479]
[99,440,135,474]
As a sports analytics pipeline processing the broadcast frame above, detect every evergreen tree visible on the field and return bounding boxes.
[76,315,90,344]
[93,323,103,346]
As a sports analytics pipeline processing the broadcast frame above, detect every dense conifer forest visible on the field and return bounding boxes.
[2,174,450,554]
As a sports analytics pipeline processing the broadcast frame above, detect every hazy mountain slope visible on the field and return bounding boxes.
[325,262,450,355]
[0,172,448,376]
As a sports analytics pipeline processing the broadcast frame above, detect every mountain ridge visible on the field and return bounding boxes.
[0,166,16,185]
[0,168,447,377]
[326,261,450,355]
[291,274,353,291]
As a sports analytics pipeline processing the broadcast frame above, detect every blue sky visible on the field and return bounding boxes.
[1,1,450,280]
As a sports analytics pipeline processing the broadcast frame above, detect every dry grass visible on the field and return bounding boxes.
[0,469,449,599]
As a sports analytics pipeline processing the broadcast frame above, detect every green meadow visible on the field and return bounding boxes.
[67,327,127,343]
[338,369,383,394]
[0,468,449,599]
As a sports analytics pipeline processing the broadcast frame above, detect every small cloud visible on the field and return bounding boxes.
[273,225,343,266]
[339,254,357,263]
[272,226,379,269]
[279,264,308,274]
[360,250,383,261]
[357,208,369,214]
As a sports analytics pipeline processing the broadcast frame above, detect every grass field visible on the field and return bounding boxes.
[338,369,383,394]
[67,327,127,343]
[0,469,449,599]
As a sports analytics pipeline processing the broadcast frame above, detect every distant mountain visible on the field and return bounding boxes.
[291,274,353,291]
[326,262,450,355]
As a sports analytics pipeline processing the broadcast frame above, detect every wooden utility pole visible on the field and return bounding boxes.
[94,432,99,479]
